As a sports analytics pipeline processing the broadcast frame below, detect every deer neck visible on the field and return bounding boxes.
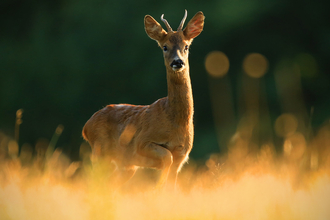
[166,65,194,125]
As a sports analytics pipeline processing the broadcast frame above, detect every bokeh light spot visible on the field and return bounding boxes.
[205,51,230,78]
[274,113,298,138]
[243,53,268,78]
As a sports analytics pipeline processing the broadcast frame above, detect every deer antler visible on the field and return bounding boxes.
[161,14,173,32]
[177,10,187,31]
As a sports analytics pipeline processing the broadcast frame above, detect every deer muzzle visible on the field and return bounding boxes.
[170,59,185,71]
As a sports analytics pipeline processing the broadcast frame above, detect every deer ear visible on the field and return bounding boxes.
[144,15,167,42]
[183,11,204,39]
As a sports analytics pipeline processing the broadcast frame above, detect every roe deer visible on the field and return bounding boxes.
[82,10,204,189]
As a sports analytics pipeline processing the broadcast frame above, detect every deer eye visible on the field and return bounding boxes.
[184,45,189,51]
[163,46,168,52]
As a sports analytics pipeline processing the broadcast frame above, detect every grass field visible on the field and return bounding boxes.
[1,127,330,220]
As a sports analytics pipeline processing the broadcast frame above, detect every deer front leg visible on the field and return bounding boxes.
[134,142,173,187]
[166,154,188,190]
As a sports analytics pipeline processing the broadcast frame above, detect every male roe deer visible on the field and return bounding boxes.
[82,10,204,189]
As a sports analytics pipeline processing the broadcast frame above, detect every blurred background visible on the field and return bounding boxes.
[1,0,329,161]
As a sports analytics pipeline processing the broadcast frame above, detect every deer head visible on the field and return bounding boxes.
[144,10,204,72]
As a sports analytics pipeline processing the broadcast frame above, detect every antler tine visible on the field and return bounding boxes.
[177,9,187,31]
[161,14,173,32]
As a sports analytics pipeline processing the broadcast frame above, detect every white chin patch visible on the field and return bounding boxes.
[172,65,184,71]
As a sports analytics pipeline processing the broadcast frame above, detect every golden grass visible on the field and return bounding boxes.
[1,131,330,220]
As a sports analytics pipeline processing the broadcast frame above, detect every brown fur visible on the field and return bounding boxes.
[82,11,204,189]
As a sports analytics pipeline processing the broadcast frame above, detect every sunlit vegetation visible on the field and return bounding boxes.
[1,121,330,219]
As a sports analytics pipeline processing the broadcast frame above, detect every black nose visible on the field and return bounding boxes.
[170,59,184,69]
